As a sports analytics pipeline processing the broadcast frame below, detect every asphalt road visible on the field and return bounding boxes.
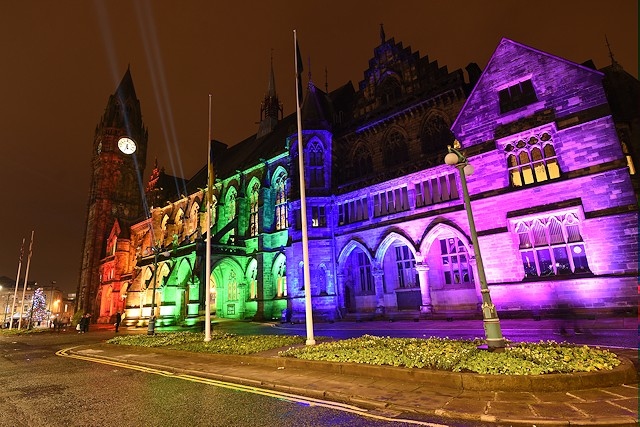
[0,331,486,427]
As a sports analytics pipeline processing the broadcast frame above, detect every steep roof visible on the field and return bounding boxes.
[301,83,333,130]
[451,38,606,142]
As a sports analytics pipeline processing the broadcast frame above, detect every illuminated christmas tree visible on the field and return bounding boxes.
[27,288,49,324]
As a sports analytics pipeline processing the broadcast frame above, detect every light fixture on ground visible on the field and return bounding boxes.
[444,140,505,350]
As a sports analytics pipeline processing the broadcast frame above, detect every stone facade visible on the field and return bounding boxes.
[91,36,638,327]
[77,68,148,319]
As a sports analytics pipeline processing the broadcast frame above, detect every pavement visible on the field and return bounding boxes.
[70,317,639,427]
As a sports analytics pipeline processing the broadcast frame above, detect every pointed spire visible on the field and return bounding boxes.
[101,67,144,133]
[380,23,386,43]
[258,52,283,138]
[115,64,138,102]
[605,35,622,70]
[267,49,276,97]
[325,66,328,93]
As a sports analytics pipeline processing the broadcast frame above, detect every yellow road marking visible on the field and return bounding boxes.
[57,347,447,426]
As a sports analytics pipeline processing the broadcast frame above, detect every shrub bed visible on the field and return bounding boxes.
[106,332,621,375]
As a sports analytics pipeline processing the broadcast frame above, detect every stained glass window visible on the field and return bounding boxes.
[514,212,590,278]
[506,132,560,187]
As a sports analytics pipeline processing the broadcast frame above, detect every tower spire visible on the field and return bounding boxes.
[325,66,328,93]
[267,49,276,97]
[257,51,283,138]
[605,35,621,69]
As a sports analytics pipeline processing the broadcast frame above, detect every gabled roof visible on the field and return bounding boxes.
[185,112,296,193]
[451,38,606,139]
[301,83,333,130]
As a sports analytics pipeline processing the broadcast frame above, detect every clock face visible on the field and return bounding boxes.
[117,137,137,154]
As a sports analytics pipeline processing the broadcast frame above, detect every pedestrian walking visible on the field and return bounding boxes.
[114,312,122,333]
[80,313,91,333]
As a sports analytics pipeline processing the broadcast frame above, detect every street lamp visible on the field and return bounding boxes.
[445,140,505,350]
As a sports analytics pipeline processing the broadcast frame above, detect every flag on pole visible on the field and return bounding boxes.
[204,94,213,342]
[207,95,215,206]
[295,38,304,107]
[207,142,214,206]
[293,30,315,346]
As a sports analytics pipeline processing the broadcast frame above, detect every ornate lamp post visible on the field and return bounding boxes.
[444,140,505,350]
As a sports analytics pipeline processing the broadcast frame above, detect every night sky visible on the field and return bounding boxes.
[0,1,637,294]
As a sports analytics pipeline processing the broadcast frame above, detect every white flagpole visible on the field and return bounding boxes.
[9,237,25,330]
[204,94,212,342]
[18,230,34,329]
[294,30,315,345]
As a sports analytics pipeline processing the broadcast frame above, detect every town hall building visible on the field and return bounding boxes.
[77,32,639,327]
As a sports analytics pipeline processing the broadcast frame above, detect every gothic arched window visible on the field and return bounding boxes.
[249,181,260,237]
[515,212,589,278]
[421,116,454,156]
[352,144,373,179]
[274,255,287,297]
[307,141,325,188]
[383,130,409,168]
[226,187,237,240]
[247,258,258,299]
[274,171,288,231]
[505,132,560,187]
[227,271,238,301]
[378,76,402,105]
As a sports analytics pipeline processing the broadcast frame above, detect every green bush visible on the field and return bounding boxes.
[0,327,49,336]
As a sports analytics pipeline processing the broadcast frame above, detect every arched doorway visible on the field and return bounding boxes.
[338,241,375,313]
[211,258,245,319]
[420,223,479,315]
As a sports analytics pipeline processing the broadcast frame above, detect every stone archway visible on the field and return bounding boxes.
[337,240,375,314]
[419,222,480,315]
[211,257,245,319]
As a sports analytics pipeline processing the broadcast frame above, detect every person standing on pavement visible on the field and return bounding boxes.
[114,311,122,333]
[81,313,91,333]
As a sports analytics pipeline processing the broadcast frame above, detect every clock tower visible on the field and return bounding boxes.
[76,67,148,315]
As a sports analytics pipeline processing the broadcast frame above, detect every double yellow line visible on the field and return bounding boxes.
[57,347,448,427]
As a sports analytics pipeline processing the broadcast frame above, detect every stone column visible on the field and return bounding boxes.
[415,263,432,313]
[336,272,346,312]
[372,268,385,310]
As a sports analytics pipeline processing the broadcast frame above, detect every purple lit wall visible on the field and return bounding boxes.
[99,37,638,326]
[290,38,637,321]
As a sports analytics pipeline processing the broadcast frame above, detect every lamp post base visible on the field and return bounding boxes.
[147,317,156,335]
[482,316,505,350]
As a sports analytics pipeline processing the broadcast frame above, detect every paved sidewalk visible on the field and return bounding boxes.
[68,339,639,427]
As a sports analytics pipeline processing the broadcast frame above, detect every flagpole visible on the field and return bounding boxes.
[9,237,25,330]
[18,230,34,329]
[204,94,212,342]
[294,30,315,345]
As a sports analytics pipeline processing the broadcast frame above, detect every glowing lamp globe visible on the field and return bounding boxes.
[463,164,475,176]
[444,152,459,165]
